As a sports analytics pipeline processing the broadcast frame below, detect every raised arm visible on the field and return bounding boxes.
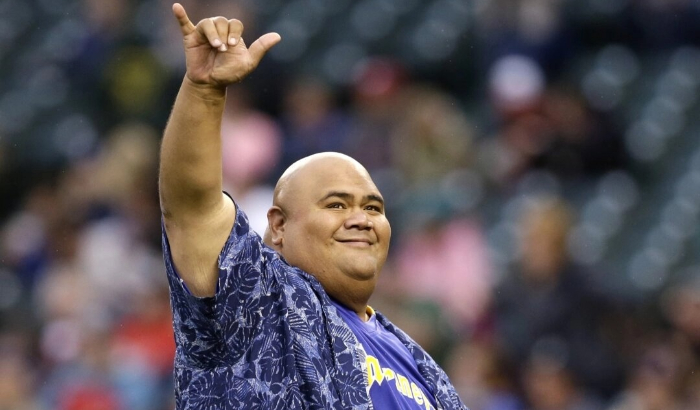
[159,3,280,297]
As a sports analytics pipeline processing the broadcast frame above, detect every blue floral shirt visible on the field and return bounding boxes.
[163,205,468,410]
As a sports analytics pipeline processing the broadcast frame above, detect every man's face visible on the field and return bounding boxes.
[275,158,391,294]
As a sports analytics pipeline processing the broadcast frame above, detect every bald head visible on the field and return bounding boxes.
[273,152,372,213]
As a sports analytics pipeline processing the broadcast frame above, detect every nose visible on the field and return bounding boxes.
[344,210,373,230]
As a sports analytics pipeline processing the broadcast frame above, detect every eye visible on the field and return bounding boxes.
[365,205,383,213]
[327,203,345,209]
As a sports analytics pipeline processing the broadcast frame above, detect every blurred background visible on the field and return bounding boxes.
[2,0,700,409]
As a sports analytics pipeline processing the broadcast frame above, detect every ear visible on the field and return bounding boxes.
[267,206,286,246]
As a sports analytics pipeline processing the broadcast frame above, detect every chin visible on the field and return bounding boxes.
[344,266,379,282]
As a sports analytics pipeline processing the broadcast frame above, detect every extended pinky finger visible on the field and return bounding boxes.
[172,3,196,36]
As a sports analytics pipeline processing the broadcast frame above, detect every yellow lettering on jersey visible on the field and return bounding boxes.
[366,355,384,387]
[364,352,436,408]
[411,382,424,405]
[383,368,396,381]
[397,375,413,398]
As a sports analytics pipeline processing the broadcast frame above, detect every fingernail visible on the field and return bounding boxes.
[219,44,227,52]
[212,39,222,47]
[229,37,237,46]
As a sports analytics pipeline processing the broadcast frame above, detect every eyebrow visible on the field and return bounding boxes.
[319,191,385,207]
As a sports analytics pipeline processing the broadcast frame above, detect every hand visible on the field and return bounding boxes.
[172,3,281,88]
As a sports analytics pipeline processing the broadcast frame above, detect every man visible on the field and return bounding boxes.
[159,3,467,409]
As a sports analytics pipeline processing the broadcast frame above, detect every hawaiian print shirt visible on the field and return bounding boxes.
[163,205,468,410]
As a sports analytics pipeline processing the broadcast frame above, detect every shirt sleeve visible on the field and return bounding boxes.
[162,203,275,369]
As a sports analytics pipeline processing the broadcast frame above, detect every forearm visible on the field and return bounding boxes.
[159,77,228,219]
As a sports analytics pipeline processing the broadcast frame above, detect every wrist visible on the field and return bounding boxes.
[182,76,227,101]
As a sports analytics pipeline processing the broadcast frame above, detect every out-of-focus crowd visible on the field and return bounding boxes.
[2,0,700,409]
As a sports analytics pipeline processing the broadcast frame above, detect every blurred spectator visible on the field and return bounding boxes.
[111,284,175,410]
[479,57,625,188]
[1,182,56,292]
[0,333,39,410]
[279,76,352,172]
[662,274,700,355]
[345,58,407,173]
[390,84,474,187]
[446,340,522,410]
[682,370,700,410]
[522,339,604,410]
[390,214,493,332]
[70,122,164,318]
[474,0,574,77]
[370,295,457,366]
[81,0,130,39]
[221,86,283,235]
[72,0,131,83]
[102,46,170,126]
[477,54,548,187]
[660,275,700,409]
[39,327,121,410]
[492,196,623,396]
[477,110,549,188]
[65,0,135,128]
[530,86,626,179]
[606,337,694,410]
[488,55,546,118]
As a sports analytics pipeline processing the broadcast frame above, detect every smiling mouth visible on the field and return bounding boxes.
[337,239,373,247]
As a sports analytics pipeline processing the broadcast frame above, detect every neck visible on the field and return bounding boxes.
[322,279,374,322]
[331,297,371,322]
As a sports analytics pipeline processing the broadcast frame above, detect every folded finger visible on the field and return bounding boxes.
[227,19,244,46]
[196,18,224,50]
[212,17,230,51]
